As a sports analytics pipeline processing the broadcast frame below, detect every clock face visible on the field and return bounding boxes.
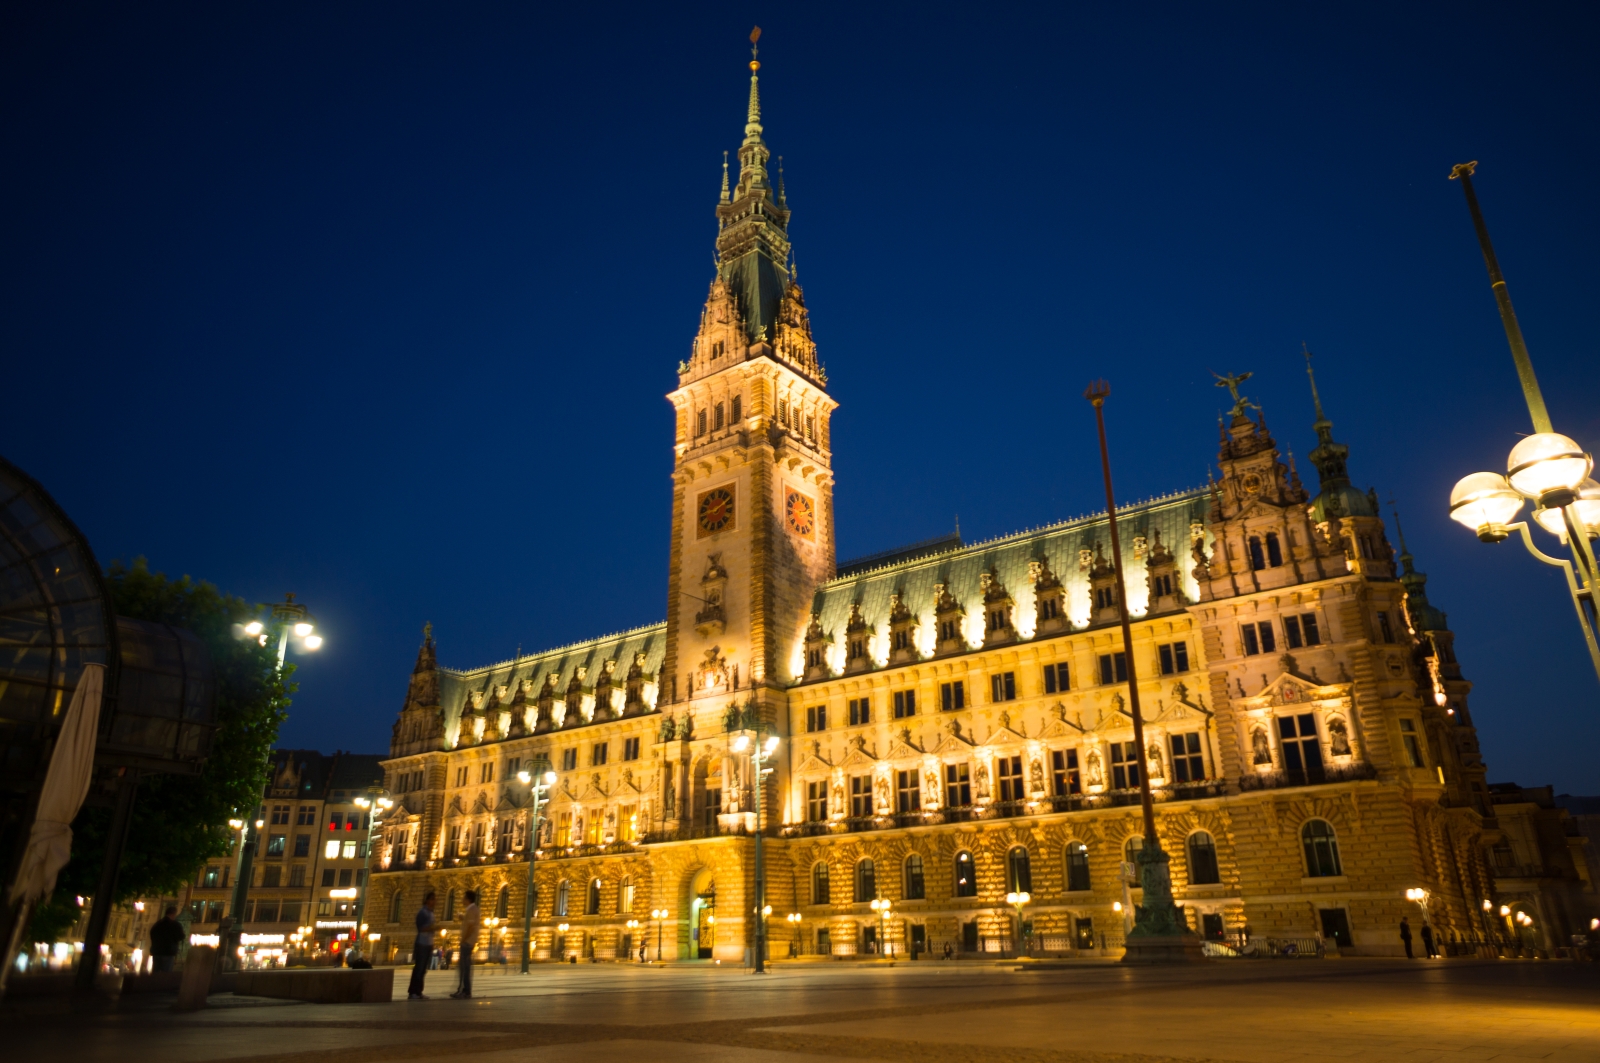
[697,487,735,536]
[785,490,815,538]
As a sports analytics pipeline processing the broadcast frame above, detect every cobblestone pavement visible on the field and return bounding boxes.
[2,959,1595,1063]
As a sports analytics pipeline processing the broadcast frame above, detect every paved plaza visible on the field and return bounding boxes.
[2,959,1596,1063]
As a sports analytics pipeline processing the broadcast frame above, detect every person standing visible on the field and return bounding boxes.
[148,905,184,973]
[1399,916,1414,959]
[408,892,437,999]
[1420,921,1437,959]
[452,890,481,999]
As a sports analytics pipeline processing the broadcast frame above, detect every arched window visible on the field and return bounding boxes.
[803,862,825,906]
[1248,536,1266,571]
[904,854,925,900]
[1006,846,1032,893]
[1124,835,1145,864]
[586,877,602,915]
[1301,819,1342,877]
[556,880,570,917]
[696,410,707,436]
[619,875,634,914]
[731,395,742,423]
[1265,532,1283,567]
[953,850,977,898]
[495,884,510,919]
[445,889,457,921]
[854,858,876,902]
[1187,832,1220,885]
[390,891,403,923]
[1065,842,1091,892]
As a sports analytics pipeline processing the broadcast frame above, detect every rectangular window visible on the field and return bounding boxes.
[262,865,281,888]
[777,399,788,424]
[1111,741,1141,789]
[989,672,1016,702]
[696,410,706,436]
[555,811,572,847]
[455,766,468,787]
[850,775,873,818]
[806,414,815,442]
[321,869,335,887]
[892,689,916,718]
[202,866,222,888]
[945,762,972,807]
[1097,652,1127,684]
[940,681,965,711]
[1242,622,1275,655]
[592,742,608,766]
[1094,585,1116,609]
[1042,662,1070,694]
[997,755,1025,802]
[561,748,578,771]
[1399,719,1425,767]
[288,865,306,887]
[264,834,285,858]
[848,697,871,726]
[895,769,921,813]
[1040,595,1060,620]
[270,805,290,825]
[1278,714,1324,775]
[623,737,641,761]
[731,395,742,422]
[327,813,344,831]
[714,402,725,431]
[1301,613,1321,645]
[342,840,357,859]
[806,780,828,822]
[806,705,827,732]
[338,868,353,887]
[293,834,310,858]
[1377,611,1396,643]
[1157,641,1189,675]
[702,788,720,828]
[1051,748,1081,794]
[1284,615,1302,649]
[499,817,514,852]
[296,805,315,825]
[1169,732,1205,781]
[480,762,494,784]
[619,805,638,843]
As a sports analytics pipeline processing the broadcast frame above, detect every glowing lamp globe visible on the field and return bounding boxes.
[1449,472,1523,539]
[1506,433,1592,505]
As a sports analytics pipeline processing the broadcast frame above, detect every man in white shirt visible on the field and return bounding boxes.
[452,889,481,999]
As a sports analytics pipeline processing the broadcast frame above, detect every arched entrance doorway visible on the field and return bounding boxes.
[687,867,716,960]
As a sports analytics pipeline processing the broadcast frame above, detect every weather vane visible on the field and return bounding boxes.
[750,25,761,71]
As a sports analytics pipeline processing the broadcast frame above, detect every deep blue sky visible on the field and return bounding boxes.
[4,4,1596,792]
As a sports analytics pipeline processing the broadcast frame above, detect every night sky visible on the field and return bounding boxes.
[4,4,1596,793]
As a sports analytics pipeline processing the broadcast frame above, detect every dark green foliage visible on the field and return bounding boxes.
[28,559,290,941]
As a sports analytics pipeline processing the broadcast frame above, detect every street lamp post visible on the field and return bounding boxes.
[227,594,325,969]
[651,907,667,962]
[625,919,640,961]
[1446,163,1600,685]
[351,791,393,961]
[1005,891,1032,956]
[869,897,892,957]
[785,912,802,957]
[1084,381,1193,954]
[517,769,556,973]
[731,728,780,973]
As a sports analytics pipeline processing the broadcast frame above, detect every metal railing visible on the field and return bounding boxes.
[1237,762,1377,792]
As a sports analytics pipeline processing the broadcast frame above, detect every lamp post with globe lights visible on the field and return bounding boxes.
[1446,163,1600,685]
[869,897,892,957]
[730,727,780,972]
[351,791,393,960]
[1005,891,1032,956]
[517,769,556,973]
[651,907,668,961]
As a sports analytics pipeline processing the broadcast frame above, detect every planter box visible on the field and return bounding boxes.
[232,968,392,1004]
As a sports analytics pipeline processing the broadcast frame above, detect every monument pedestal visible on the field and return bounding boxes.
[1120,933,1209,964]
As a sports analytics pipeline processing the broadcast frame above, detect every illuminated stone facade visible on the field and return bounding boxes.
[367,57,1579,965]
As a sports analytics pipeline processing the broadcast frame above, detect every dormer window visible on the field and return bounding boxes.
[939,618,959,641]
[711,340,725,359]
[1094,586,1115,610]
[1040,596,1060,621]
[1152,574,1173,597]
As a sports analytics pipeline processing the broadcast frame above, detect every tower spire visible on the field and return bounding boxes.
[745,26,764,145]
[1304,342,1332,440]
[720,150,730,202]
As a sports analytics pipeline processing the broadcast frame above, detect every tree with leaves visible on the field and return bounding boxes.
[29,558,291,941]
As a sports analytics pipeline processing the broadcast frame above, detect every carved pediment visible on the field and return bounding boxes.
[578,772,608,801]
[931,719,976,752]
[884,728,922,761]
[839,735,878,770]
[1038,703,1086,739]
[617,767,642,794]
[797,738,833,773]
[1238,669,1350,712]
[469,791,492,814]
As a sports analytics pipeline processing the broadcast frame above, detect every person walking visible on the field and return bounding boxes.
[452,890,481,999]
[1399,916,1414,959]
[148,905,184,973]
[408,891,437,999]
[1420,921,1438,959]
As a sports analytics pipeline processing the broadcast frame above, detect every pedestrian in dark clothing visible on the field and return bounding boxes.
[451,890,480,999]
[1420,922,1437,958]
[1399,917,1414,959]
[408,892,437,999]
[148,906,184,973]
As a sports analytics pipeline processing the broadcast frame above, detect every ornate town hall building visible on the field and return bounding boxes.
[367,56,1550,964]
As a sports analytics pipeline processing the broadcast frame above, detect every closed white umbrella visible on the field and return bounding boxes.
[8,663,106,907]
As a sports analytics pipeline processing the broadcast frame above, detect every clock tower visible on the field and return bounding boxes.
[661,48,836,736]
